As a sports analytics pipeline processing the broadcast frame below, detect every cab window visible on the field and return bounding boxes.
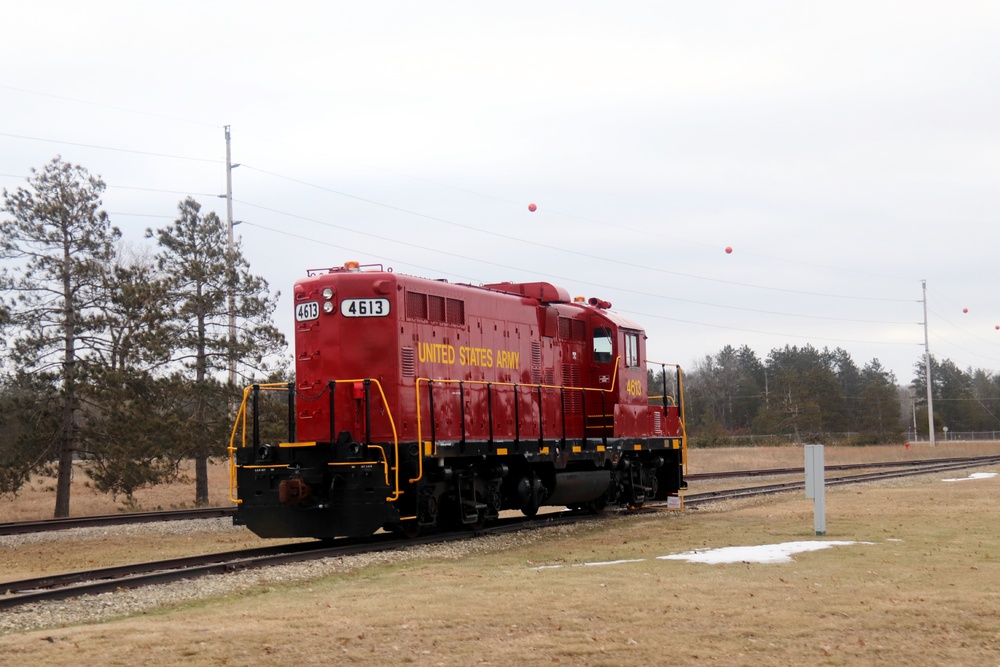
[624,330,640,368]
[593,327,613,363]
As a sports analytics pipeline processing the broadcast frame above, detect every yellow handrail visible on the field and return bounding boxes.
[227,382,291,504]
[412,357,621,484]
[328,378,401,501]
[645,360,688,473]
[227,380,402,504]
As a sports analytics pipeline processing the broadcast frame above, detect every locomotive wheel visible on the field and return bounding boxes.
[397,521,421,539]
[588,497,608,515]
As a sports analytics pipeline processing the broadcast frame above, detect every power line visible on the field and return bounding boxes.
[0,84,221,129]
[237,202,912,324]
[0,131,220,164]
[106,184,219,197]
[234,132,917,284]
[240,165,914,304]
[0,128,920,302]
[239,218,917,347]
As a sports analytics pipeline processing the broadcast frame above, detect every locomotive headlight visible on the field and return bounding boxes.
[322,287,334,299]
[322,301,334,313]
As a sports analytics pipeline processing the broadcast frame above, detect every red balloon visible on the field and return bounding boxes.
[528,203,537,212]
[996,325,999,330]
[963,308,969,313]
[725,246,733,254]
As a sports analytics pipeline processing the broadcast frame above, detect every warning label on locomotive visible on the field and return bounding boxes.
[418,342,520,369]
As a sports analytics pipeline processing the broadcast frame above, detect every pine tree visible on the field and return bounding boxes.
[857,359,902,443]
[79,251,182,502]
[0,158,120,516]
[148,197,285,505]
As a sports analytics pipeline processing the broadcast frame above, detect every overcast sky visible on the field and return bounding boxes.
[2,1,998,384]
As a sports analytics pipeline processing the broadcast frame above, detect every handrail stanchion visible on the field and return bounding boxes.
[287,381,296,443]
[560,386,567,448]
[459,380,466,448]
[514,383,520,447]
[600,389,608,448]
[252,384,260,449]
[428,380,437,448]
[537,384,544,448]
[661,364,668,409]
[328,380,336,442]
[363,379,372,447]
[487,382,494,447]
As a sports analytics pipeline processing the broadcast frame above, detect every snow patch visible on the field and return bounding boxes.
[942,472,998,483]
[657,541,868,564]
[531,541,873,569]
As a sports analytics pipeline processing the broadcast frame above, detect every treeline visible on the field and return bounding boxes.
[667,344,1000,446]
[0,158,286,516]
[912,357,1000,435]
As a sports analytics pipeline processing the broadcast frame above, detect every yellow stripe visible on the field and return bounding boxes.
[572,446,581,453]
[278,441,318,448]
[633,444,643,451]
[497,448,508,455]
[239,464,290,469]
[597,445,606,452]
[540,447,549,455]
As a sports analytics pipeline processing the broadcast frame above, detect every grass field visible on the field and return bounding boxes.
[2,442,1000,665]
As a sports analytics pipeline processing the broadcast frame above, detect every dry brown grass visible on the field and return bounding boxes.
[3,447,1000,666]
[687,440,1000,473]
[0,459,233,522]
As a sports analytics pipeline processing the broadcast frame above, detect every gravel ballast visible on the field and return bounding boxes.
[0,519,556,635]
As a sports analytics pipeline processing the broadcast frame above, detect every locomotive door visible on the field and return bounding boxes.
[585,320,618,440]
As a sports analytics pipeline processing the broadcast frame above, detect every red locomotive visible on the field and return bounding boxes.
[229,262,687,539]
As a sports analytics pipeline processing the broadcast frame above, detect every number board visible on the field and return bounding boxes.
[295,301,319,322]
[340,298,390,318]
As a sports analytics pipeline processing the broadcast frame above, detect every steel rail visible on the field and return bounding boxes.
[682,456,1000,507]
[0,514,585,611]
[0,507,236,536]
[686,455,1000,481]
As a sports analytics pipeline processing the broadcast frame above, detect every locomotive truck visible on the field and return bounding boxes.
[228,261,687,539]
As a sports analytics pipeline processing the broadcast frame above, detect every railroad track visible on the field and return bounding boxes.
[2,455,997,611]
[685,455,1000,481]
[0,513,587,611]
[2,456,994,537]
[0,457,989,535]
[0,506,236,537]
[682,455,1000,507]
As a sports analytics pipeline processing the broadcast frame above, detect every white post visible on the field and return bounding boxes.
[804,444,826,536]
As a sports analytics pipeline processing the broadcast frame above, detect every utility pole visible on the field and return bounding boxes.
[225,126,237,386]
[922,280,936,446]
